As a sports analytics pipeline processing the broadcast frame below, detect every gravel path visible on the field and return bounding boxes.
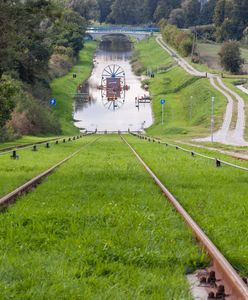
[156,36,248,146]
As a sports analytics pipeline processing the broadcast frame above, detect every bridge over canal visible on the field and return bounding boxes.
[86,25,160,40]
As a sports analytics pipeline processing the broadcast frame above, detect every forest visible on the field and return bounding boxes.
[1,0,248,140]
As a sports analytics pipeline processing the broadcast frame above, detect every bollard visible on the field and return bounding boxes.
[176,146,179,150]
[216,159,221,167]
[165,143,168,147]
[118,130,121,135]
[73,137,76,140]
[11,150,18,160]
[63,139,66,143]
[77,136,79,139]
[46,143,50,148]
[55,141,59,145]
[104,130,107,134]
[68,138,71,142]
[191,152,195,157]
[32,145,38,151]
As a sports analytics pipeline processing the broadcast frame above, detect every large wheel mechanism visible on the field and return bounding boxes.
[100,64,129,111]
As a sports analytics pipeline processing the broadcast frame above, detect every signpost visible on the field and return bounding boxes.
[160,99,166,125]
[211,96,215,143]
[49,98,57,107]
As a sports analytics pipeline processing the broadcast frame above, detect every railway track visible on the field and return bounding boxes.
[1,134,248,298]
[0,132,95,156]
[130,132,248,171]
[0,137,100,208]
[121,135,248,300]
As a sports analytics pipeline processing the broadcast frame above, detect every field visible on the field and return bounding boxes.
[0,136,205,299]
[192,42,248,74]
[133,38,227,140]
[51,41,97,136]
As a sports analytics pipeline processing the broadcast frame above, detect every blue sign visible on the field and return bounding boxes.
[49,98,57,106]
[160,99,166,105]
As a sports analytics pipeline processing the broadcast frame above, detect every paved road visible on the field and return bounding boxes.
[156,36,248,146]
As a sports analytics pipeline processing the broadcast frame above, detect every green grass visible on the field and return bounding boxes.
[51,41,97,135]
[0,136,59,150]
[0,136,206,299]
[0,136,96,198]
[190,42,248,76]
[126,135,248,276]
[133,38,227,140]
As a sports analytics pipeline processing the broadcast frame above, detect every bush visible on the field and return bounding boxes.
[219,41,244,73]
[161,24,193,57]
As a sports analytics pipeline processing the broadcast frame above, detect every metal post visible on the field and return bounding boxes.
[211,97,215,143]
[190,96,193,121]
[162,104,164,125]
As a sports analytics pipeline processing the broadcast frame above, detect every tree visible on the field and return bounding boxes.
[0,75,20,129]
[213,0,226,27]
[97,0,112,23]
[169,8,185,28]
[181,0,201,27]
[199,0,217,25]
[219,41,244,73]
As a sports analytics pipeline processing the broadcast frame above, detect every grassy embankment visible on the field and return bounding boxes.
[0,136,96,198]
[126,135,248,276]
[0,136,58,150]
[0,42,97,149]
[0,136,206,299]
[132,38,226,140]
[51,41,97,136]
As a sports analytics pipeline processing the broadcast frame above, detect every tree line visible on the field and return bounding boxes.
[67,0,248,43]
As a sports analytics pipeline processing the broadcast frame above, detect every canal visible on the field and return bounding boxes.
[73,34,153,132]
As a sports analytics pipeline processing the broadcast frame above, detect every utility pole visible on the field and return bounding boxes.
[211,97,215,143]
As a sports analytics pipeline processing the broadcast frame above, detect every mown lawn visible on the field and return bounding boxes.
[0,135,96,198]
[126,135,248,276]
[0,136,205,299]
[51,41,97,136]
[133,38,227,140]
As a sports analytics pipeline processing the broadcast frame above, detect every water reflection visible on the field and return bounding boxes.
[73,34,153,131]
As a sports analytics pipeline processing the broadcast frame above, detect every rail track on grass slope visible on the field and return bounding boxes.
[0,136,100,208]
[0,132,95,155]
[129,132,248,171]
[121,135,248,300]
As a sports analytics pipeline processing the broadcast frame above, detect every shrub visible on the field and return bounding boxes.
[219,41,244,73]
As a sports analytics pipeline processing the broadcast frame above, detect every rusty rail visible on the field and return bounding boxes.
[0,137,100,207]
[121,135,248,300]
[130,132,248,172]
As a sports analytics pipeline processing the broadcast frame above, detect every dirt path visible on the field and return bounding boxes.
[156,36,248,146]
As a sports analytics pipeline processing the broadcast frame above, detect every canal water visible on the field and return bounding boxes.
[73,34,153,132]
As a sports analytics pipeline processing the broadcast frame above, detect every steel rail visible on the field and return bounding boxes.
[0,133,95,156]
[0,137,100,207]
[121,135,248,300]
[130,132,248,172]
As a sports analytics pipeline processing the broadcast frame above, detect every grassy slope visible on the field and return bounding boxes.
[126,135,248,276]
[134,38,226,139]
[51,41,97,136]
[0,136,59,149]
[0,136,205,299]
[0,136,96,198]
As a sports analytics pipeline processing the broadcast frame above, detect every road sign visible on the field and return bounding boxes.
[160,99,166,105]
[49,98,57,106]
